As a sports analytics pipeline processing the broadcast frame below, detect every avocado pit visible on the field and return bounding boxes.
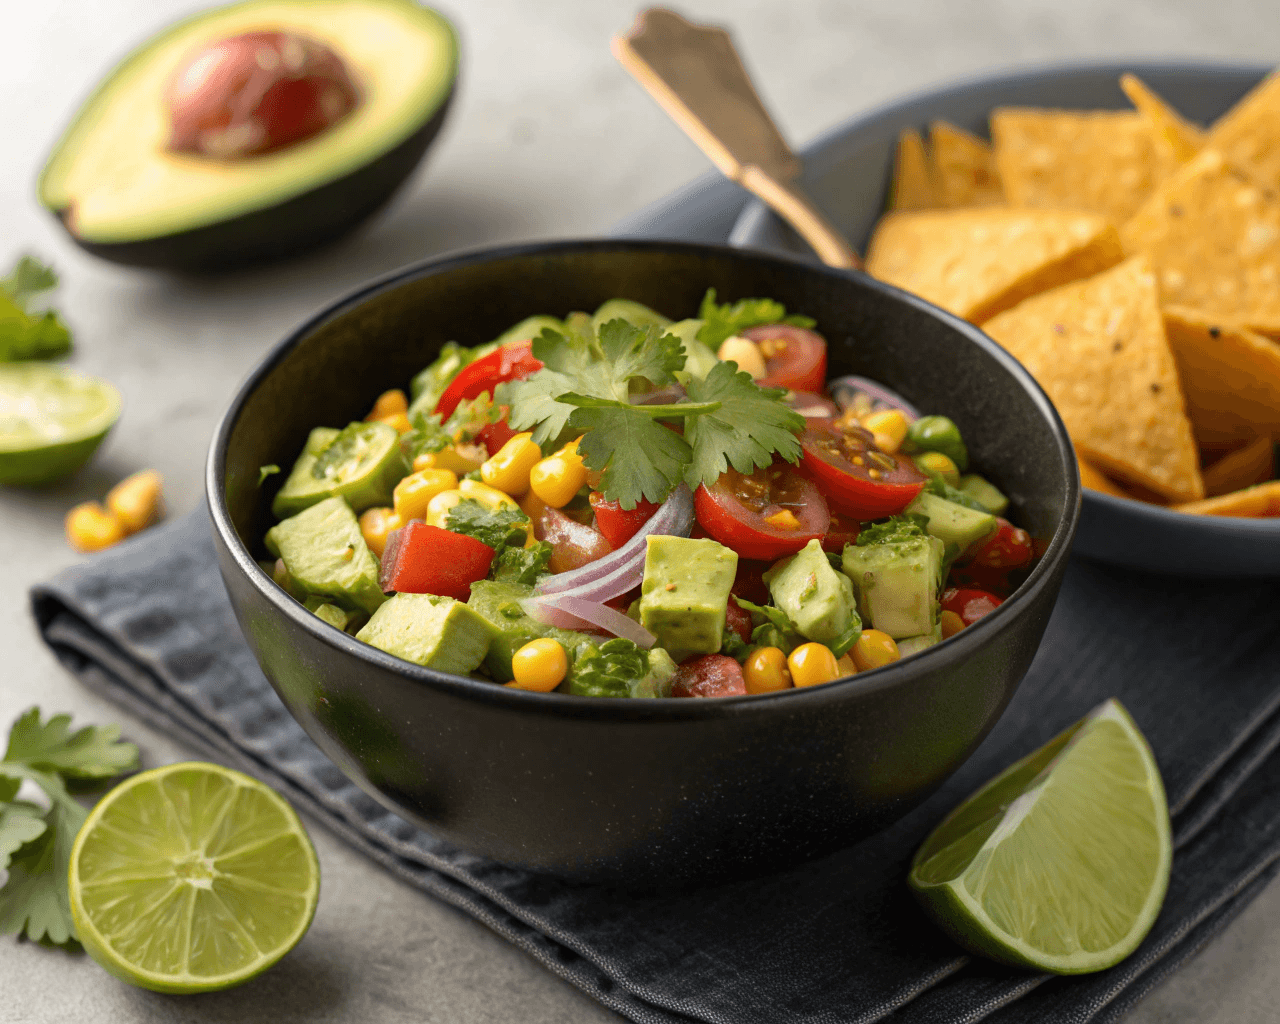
[167,31,360,158]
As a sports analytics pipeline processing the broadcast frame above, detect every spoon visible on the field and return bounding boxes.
[612,7,862,270]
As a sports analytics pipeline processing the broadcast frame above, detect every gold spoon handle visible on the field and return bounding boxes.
[613,7,861,270]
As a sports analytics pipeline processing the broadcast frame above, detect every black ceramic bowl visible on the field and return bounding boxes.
[730,60,1280,577]
[207,239,1080,888]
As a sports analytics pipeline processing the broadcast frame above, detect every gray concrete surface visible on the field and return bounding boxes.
[2,0,1279,1020]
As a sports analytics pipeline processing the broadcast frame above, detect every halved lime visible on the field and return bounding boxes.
[909,698,1171,974]
[69,762,319,993]
[0,363,120,485]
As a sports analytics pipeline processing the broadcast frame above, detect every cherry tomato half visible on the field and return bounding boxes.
[799,421,926,519]
[589,493,660,549]
[742,325,827,393]
[435,341,543,420]
[821,511,863,553]
[671,655,747,698]
[941,587,1004,626]
[961,517,1034,571]
[694,464,830,561]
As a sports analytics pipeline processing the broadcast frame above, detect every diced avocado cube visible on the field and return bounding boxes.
[896,622,943,658]
[590,298,672,336]
[665,319,721,381]
[957,474,1009,516]
[843,534,944,639]
[763,538,857,644]
[265,497,386,615]
[466,580,593,681]
[272,420,407,519]
[304,596,352,631]
[357,593,500,674]
[639,536,737,654]
[906,491,997,554]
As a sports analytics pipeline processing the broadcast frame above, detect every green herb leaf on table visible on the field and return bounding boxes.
[0,256,72,363]
[695,287,817,351]
[0,708,139,946]
[681,362,804,490]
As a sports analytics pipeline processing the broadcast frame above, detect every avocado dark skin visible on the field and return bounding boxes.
[61,87,454,272]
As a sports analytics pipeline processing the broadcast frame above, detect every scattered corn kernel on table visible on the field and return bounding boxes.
[4,0,1280,1021]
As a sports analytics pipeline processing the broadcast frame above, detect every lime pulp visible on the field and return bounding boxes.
[0,363,120,484]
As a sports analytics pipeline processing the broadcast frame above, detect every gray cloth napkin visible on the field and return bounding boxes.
[29,176,1280,1022]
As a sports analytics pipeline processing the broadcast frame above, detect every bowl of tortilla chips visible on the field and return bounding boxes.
[732,60,1280,576]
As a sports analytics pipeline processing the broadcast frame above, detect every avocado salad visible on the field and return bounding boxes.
[258,291,1037,698]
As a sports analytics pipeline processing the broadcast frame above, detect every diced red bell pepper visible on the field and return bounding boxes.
[379,522,494,601]
[941,587,1004,626]
[671,655,747,698]
[588,492,661,548]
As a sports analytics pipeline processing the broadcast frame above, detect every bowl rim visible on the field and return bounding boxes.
[206,236,1081,720]
[729,56,1280,540]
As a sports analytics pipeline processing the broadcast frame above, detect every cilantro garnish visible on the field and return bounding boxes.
[1,256,72,363]
[566,638,651,698]
[503,318,805,509]
[695,288,816,351]
[445,499,531,552]
[0,708,139,946]
[734,597,804,655]
[856,513,931,546]
[492,541,553,586]
[257,464,280,487]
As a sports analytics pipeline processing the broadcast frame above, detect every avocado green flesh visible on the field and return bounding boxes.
[843,535,944,639]
[764,539,857,645]
[40,0,458,243]
[357,593,499,674]
[907,491,997,553]
[639,536,737,655]
[466,580,592,682]
[265,496,386,615]
[272,421,406,518]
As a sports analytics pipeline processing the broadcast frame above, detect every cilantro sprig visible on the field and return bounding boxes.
[0,256,72,362]
[695,288,816,351]
[501,318,805,509]
[0,708,139,946]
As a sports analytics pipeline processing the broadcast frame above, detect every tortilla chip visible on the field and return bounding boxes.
[1120,74,1205,165]
[866,208,1123,324]
[1122,151,1280,337]
[1076,448,1131,497]
[1162,306,1280,444]
[991,108,1174,223]
[1201,435,1274,496]
[1173,480,1280,517]
[889,128,936,211]
[929,122,1004,208]
[983,256,1204,501]
[1206,69,1280,190]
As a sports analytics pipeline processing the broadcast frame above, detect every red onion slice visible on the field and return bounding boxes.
[524,596,656,648]
[535,484,693,596]
[827,375,920,421]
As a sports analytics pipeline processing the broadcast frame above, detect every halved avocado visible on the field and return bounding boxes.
[39,0,458,271]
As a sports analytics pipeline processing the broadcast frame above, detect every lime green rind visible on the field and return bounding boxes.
[0,430,114,485]
[0,366,121,485]
[908,699,1172,975]
[69,761,320,994]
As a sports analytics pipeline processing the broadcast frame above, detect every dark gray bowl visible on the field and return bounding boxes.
[207,239,1080,888]
[731,60,1280,578]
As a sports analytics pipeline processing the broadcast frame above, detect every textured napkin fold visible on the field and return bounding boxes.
[28,177,1280,1022]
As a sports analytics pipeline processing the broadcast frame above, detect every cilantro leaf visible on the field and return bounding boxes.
[594,319,684,394]
[4,708,138,780]
[0,256,72,363]
[0,803,47,872]
[444,499,530,552]
[829,617,863,660]
[856,513,930,546]
[257,464,280,487]
[499,368,578,451]
[572,403,692,509]
[565,638,650,698]
[492,541,553,587]
[720,627,752,662]
[0,799,82,945]
[682,361,805,489]
[695,288,817,350]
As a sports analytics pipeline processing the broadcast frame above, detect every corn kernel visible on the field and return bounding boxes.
[359,507,403,558]
[716,335,768,379]
[787,642,840,688]
[366,389,408,421]
[529,439,588,508]
[743,647,792,693]
[764,508,801,530]
[507,638,568,691]
[459,477,520,510]
[375,411,413,435]
[414,444,486,476]
[836,653,856,677]
[914,450,960,486]
[393,469,458,523]
[425,489,464,529]
[65,502,128,553]
[480,432,543,497]
[940,610,966,638]
[105,470,164,534]
[862,409,910,453]
[852,629,901,672]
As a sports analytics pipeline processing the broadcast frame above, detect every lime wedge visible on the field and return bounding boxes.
[0,363,120,485]
[69,762,319,993]
[909,698,1171,974]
